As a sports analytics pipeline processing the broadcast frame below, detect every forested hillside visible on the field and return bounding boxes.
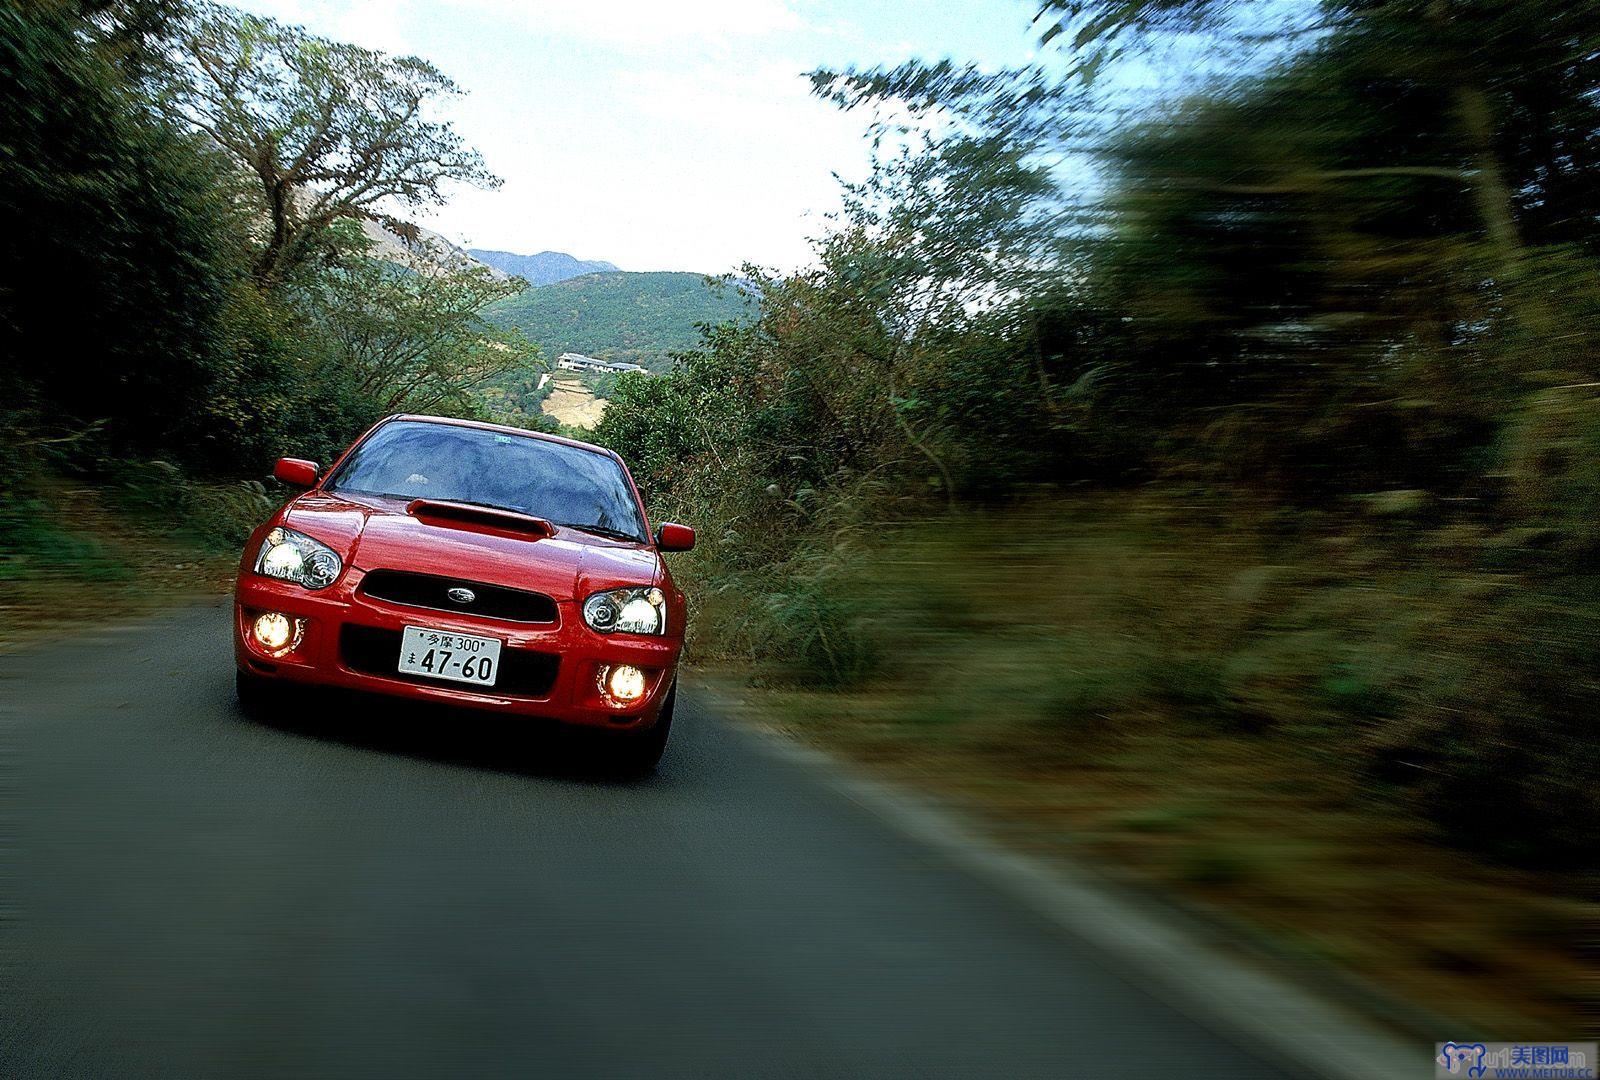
[484,271,752,371]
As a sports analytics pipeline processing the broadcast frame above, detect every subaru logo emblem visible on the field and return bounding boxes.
[446,587,476,604]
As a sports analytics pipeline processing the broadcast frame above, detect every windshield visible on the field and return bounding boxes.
[328,420,646,542]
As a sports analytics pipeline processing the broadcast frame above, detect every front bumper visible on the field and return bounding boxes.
[234,569,679,730]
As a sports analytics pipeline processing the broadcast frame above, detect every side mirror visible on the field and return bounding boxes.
[272,457,320,489]
[655,522,695,552]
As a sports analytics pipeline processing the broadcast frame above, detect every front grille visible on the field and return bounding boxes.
[359,569,558,624]
[339,625,561,698]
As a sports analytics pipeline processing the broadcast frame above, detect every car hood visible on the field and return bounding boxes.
[283,491,659,601]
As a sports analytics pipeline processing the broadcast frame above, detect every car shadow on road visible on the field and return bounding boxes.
[239,686,669,788]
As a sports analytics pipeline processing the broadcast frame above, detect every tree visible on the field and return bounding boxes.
[304,225,534,415]
[163,4,498,285]
[0,0,240,459]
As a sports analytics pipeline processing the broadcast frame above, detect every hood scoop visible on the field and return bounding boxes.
[405,499,556,541]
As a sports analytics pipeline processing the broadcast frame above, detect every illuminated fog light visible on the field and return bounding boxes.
[601,664,647,705]
[251,611,300,655]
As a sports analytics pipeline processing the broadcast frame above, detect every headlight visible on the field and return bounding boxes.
[253,527,342,590]
[583,586,667,635]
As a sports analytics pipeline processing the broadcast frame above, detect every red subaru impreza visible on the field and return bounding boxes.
[233,414,694,772]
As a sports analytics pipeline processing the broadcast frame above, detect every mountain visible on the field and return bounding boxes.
[484,271,751,371]
[467,248,619,286]
[356,218,506,277]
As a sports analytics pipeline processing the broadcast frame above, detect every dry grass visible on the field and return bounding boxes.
[0,482,236,654]
[540,376,608,429]
[693,493,1595,1038]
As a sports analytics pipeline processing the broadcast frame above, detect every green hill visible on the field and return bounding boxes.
[485,271,752,371]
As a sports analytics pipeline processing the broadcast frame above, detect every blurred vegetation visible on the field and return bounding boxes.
[2,0,528,569]
[707,498,1592,1034]
[595,0,1600,873]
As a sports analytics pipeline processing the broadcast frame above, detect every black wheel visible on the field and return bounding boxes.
[235,669,280,720]
[609,680,675,776]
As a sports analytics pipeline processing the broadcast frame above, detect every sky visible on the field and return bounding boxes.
[231,0,1045,275]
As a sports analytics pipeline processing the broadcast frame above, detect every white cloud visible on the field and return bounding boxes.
[235,0,419,55]
[448,0,804,47]
[194,0,1020,273]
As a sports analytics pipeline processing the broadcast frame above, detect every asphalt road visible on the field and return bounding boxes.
[2,602,1291,1079]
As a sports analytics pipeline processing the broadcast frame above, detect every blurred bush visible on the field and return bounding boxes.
[0,492,132,583]
[594,0,1600,870]
[669,501,1597,870]
[113,461,276,548]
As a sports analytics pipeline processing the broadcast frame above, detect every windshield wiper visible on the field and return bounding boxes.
[554,522,641,543]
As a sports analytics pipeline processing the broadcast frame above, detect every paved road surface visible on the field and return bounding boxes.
[2,603,1290,1079]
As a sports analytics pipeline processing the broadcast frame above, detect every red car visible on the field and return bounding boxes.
[233,414,694,772]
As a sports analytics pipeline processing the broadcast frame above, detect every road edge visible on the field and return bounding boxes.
[698,691,1425,1080]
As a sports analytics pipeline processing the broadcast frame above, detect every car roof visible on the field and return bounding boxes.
[386,413,625,464]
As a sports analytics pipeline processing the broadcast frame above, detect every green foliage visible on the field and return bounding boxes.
[112,459,276,547]
[0,0,239,462]
[301,223,534,416]
[600,0,1600,867]
[0,495,132,583]
[1383,577,1600,865]
[161,3,498,284]
[1181,845,1254,888]
[3,1,525,485]
[472,364,558,431]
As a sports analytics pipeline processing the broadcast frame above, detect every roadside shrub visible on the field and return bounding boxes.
[113,460,277,548]
[1181,845,1255,888]
[758,567,881,689]
[1393,583,1600,866]
[1145,654,1231,716]
[1499,386,1600,559]
[692,489,1599,872]
[0,493,132,582]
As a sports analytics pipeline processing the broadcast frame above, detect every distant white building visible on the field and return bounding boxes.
[557,352,647,375]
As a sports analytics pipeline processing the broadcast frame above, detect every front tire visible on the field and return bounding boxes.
[235,669,280,720]
[609,681,675,776]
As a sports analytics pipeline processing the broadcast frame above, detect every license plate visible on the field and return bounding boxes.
[397,625,503,687]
